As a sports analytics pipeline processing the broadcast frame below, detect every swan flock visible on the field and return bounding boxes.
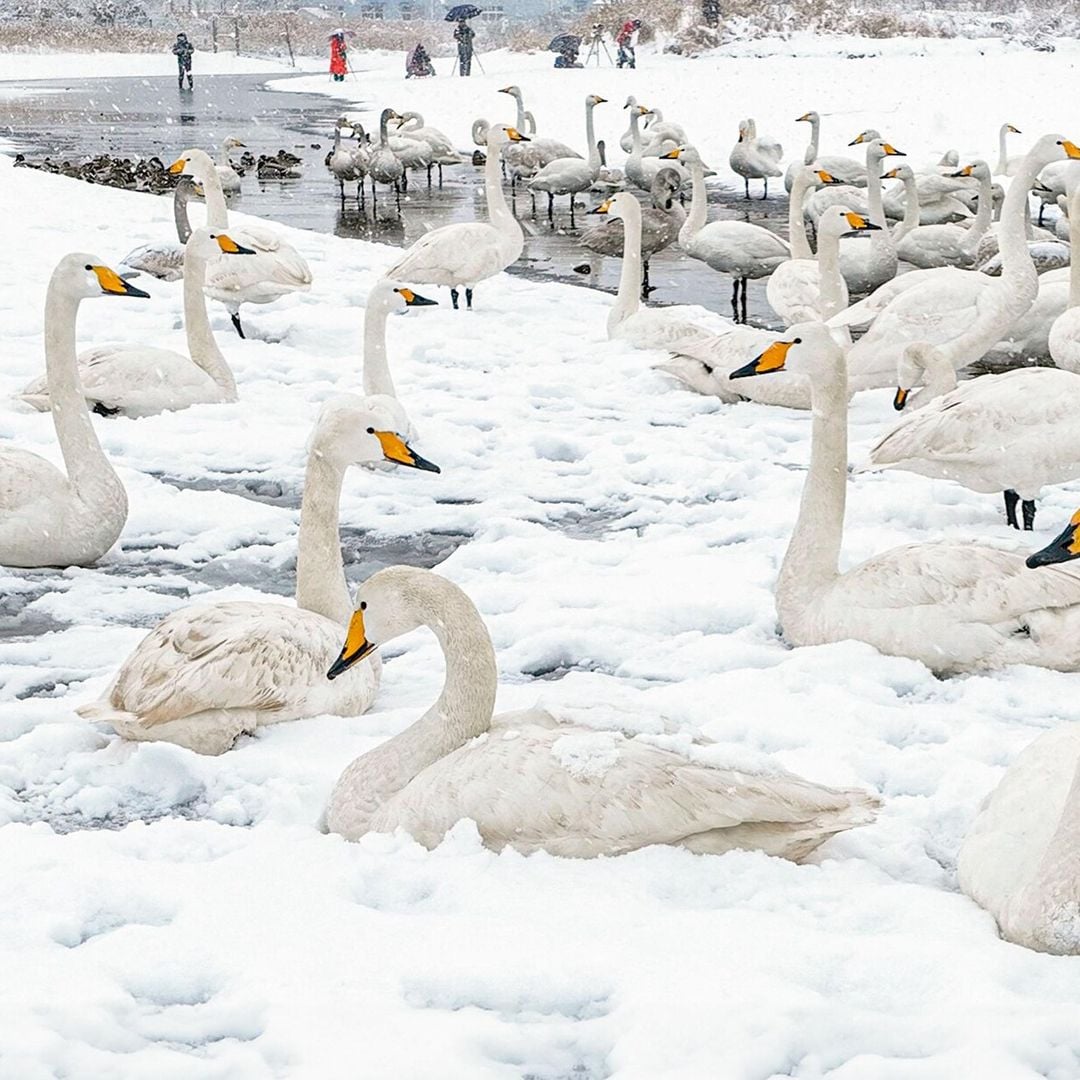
[8,75,1080,963]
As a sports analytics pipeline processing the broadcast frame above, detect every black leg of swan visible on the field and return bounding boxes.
[744,178,750,199]
[230,312,245,339]
[547,192,555,226]
[641,260,650,299]
[1004,489,1021,529]
[465,287,473,309]
[741,278,749,323]
[450,288,460,310]
[1023,499,1037,531]
[395,182,402,215]
[569,196,576,229]
[761,178,769,200]
[730,279,740,321]
[438,163,444,187]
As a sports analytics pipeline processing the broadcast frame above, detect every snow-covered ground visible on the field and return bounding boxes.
[4,39,1080,1079]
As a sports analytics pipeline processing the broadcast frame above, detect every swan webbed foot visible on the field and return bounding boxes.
[1004,489,1021,529]
[1023,499,1037,531]
[230,312,246,339]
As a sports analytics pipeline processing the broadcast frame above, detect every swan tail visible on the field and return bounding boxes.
[16,393,50,412]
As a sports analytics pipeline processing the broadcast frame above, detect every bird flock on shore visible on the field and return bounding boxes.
[7,79,1080,958]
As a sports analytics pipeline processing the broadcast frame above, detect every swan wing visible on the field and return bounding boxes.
[384,222,518,286]
[373,717,878,858]
[0,447,69,513]
[119,243,186,282]
[204,246,312,303]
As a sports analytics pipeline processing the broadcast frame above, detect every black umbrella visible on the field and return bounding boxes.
[548,33,581,52]
[445,4,482,20]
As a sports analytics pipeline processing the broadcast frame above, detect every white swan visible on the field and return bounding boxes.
[527,94,606,227]
[1049,181,1080,372]
[767,174,880,324]
[77,397,440,756]
[498,85,579,167]
[663,145,789,322]
[1,255,148,568]
[327,117,361,202]
[168,147,313,338]
[783,111,867,192]
[323,566,879,858]
[729,322,1080,672]
[626,101,688,192]
[119,176,197,282]
[383,125,527,310]
[868,343,1080,530]
[20,230,254,418]
[216,136,246,195]
[958,717,1080,954]
[836,139,905,294]
[729,118,782,199]
[834,134,1080,390]
[994,122,1024,177]
[895,161,993,269]
[361,278,437,438]
[394,111,462,185]
[366,109,406,213]
[595,191,713,350]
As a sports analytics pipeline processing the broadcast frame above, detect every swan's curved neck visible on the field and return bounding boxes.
[182,248,235,396]
[200,163,229,229]
[509,90,527,131]
[893,173,920,241]
[611,203,643,332]
[362,289,396,398]
[584,101,600,171]
[295,446,350,625]
[777,349,847,625]
[329,577,499,838]
[379,113,392,149]
[484,136,517,235]
[680,160,708,247]
[993,152,1042,306]
[44,281,122,501]
[788,170,814,260]
[997,125,1010,176]
[174,184,193,244]
[961,171,994,252]
[803,116,820,166]
[629,108,644,157]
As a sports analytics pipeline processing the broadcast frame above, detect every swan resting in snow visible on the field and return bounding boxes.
[729,323,1080,673]
[323,566,880,859]
[1,254,148,569]
[78,397,440,755]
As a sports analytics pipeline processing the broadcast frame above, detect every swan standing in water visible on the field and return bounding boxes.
[663,146,789,323]
[78,398,439,755]
[528,94,607,228]
[215,136,246,194]
[729,118,782,199]
[20,230,255,418]
[729,323,1080,673]
[1,255,148,569]
[361,279,437,439]
[168,148,313,338]
[323,567,879,858]
[384,125,528,310]
[393,111,463,186]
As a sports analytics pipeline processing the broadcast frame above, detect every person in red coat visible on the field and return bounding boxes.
[330,30,348,82]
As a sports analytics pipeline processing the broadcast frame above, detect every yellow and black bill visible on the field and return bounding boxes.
[394,287,438,307]
[730,339,797,380]
[1026,510,1080,569]
[372,429,440,473]
[893,387,910,411]
[327,607,377,680]
[92,264,150,298]
[214,234,258,256]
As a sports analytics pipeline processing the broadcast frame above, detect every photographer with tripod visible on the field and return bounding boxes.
[585,23,613,66]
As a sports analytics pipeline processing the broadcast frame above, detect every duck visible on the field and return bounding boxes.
[894,161,994,269]
[167,147,313,338]
[730,322,1080,672]
[257,154,301,180]
[662,146,789,323]
[528,94,607,228]
[77,397,439,756]
[215,136,246,194]
[767,170,878,324]
[20,230,255,418]
[323,566,880,858]
[360,278,437,439]
[783,111,867,192]
[729,118,782,199]
[592,191,712,350]
[867,343,1080,530]
[383,125,528,310]
[833,135,1080,390]
[1,255,148,569]
[579,169,683,295]
[119,175,199,282]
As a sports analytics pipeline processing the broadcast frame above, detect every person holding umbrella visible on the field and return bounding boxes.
[329,29,349,82]
[549,33,582,68]
[445,5,481,76]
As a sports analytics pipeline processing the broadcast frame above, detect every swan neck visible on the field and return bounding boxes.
[967,171,993,244]
[328,578,499,839]
[174,184,193,244]
[803,116,820,165]
[815,229,846,319]
[788,171,813,260]
[201,164,229,229]
[995,154,1042,298]
[585,101,599,170]
[610,203,643,332]
[485,135,517,234]
[362,291,396,399]
[865,152,885,227]
[997,125,1008,175]
[295,448,350,625]
[681,160,709,242]
[894,174,920,241]
[182,248,235,395]
[777,353,846,621]
[43,280,118,495]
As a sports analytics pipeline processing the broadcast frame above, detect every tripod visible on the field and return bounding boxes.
[585,28,613,66]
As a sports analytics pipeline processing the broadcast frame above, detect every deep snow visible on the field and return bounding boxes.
[3,40,1080,1080]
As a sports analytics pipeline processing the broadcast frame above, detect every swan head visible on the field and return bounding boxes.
[498,85,522,98]
[661,145,703,169]
[893,343,946,410]
[1027,510,1080,569]
[796,111,819,124]
[168,148,215,181]
[848,128,882,146]
[371,278,438,312]
[817,206,881,240]
[947,160,991,183]
[586,94,608,108]
[1026,133,1080,170]
[329,567,472,680]
[486,124,529,149]
[882,164,915,183]
[222,136,246,150]
[310,394,440,474]
[591,191,639,222]
[729,322,838,381]
[1004,123,1022,135]
[865,139,905,164]
[623,97,649,115]
[55,253,151,301]
[186,228,257,260]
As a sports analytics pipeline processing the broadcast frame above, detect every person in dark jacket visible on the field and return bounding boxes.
[454,19,475,76]
[172,32,194,90]
[406,42,434,78]
[554,44,581,68]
